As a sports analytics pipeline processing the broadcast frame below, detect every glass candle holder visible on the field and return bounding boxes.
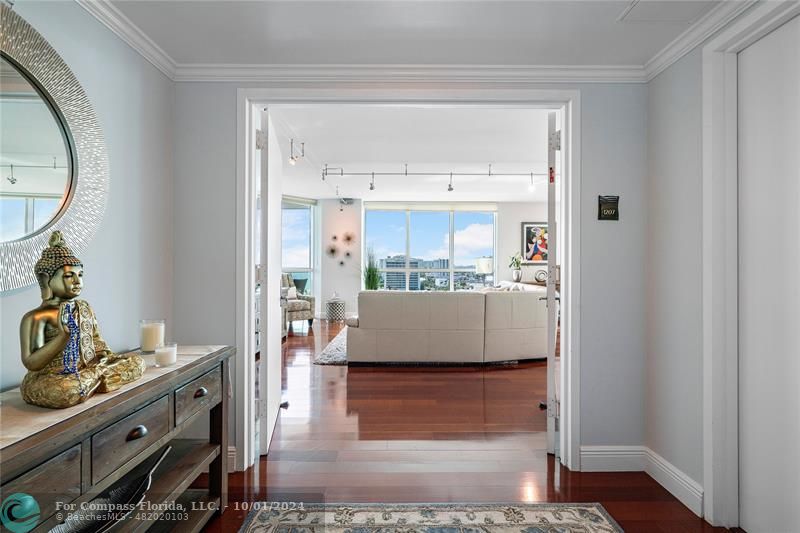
[154,343,177,368]
[139,319,165,354]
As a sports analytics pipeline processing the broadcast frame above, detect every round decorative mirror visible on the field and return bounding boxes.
[1,56,72,242]
[0,5,108,291]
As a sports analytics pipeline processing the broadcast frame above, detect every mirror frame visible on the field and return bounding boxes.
[0,4,108,292]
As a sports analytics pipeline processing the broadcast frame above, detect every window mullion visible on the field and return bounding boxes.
[406,210,411,289]
[449,211,455,291]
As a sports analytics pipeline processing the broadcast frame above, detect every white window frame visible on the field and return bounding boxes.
[364,203,497,291]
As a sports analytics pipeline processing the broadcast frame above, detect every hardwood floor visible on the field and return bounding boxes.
[203,320,727,532]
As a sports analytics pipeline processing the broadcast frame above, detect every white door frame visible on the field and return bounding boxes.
[701,1,800,526]
[235,87,583,472]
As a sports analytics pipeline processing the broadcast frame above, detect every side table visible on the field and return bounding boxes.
[326,299,346,321]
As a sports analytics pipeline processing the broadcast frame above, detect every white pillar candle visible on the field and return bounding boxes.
[154,343,177,367]
[140,320,165,353]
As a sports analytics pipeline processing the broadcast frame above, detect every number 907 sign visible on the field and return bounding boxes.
[598,196,619,221]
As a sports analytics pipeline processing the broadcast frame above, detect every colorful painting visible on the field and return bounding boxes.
[522,222,548,263]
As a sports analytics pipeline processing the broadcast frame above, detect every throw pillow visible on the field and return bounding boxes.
[287,287,298,299]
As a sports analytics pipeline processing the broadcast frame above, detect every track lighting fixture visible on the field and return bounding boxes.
[322,163,545,193]
[6,164,15,185]
[288,139,304,165]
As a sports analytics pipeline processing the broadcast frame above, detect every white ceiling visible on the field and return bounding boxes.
[270,106,551,202]
[110,0,719,67]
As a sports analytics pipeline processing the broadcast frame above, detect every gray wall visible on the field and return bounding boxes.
[0,2,174,390]
[645,49,704,484]
[578,83,647,446]
[172,81,648,449]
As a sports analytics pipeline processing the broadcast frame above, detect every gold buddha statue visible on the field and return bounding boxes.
[19,231,146,409]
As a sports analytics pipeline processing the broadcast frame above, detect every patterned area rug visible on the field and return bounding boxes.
[239,502,623,532]
[313,327,348,365]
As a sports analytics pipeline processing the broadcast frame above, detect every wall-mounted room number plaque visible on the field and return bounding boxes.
[598,195,620,220]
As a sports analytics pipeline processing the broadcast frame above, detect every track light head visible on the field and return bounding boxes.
[289,138,304,166]
[369,182,375,191]
[447,183,454,192]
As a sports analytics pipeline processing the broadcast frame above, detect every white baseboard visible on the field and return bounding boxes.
[644,448,704,516]
[580,445,647,471]
[580,445,703,517]
[228,445,237,472]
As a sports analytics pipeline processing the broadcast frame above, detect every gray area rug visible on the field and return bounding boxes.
[239,502,623,533]
[313,327,347,365]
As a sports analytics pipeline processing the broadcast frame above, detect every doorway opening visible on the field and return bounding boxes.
[234,90,581,489]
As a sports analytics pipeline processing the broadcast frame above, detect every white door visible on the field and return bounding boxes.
[546,111,560,455]
[738,14,799,532]
[258,111,284,455]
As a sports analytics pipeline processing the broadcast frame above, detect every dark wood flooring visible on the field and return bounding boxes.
[203,320,727,532]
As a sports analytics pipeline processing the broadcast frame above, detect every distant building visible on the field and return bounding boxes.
[381,255,421,290]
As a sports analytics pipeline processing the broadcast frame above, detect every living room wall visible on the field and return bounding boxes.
[0,2,175,390]
[496,202,547,283]
[318,198,362,318]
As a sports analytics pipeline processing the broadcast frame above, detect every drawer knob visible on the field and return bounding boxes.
[126,425,148,441]
[194,387,209,399]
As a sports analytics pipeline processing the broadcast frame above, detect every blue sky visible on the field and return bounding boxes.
[282,207,311,268]
[366,210,493,267]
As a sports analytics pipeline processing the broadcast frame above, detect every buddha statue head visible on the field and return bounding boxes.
[34,231,83,302]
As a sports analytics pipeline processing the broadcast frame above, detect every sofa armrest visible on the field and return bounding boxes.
[298,294,315,306]
[345,316,359,328]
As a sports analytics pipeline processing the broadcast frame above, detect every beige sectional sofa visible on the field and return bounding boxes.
[346,288,547,364]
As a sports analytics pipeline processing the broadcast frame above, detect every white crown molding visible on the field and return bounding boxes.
[644,0,758,81]
[173,64,647,84]
[581,445,704,517]
[75,0,754,84]
[75,0,176,79]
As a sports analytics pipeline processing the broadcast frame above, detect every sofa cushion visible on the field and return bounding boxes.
[428,292,485,330]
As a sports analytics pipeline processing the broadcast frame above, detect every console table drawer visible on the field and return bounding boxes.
[175,368,221,426]
[1,444,81,526]
[91,395,169,484]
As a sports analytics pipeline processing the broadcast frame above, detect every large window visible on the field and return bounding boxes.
[365,206,495,291]
[282,199,315,293]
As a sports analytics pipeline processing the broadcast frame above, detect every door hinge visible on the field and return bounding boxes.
[255,129,267,150]
[547,398,557,418]
[548,264,561,286]
[549,130,562,151]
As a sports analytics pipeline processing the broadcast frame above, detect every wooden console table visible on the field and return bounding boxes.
[0,345,234,532]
